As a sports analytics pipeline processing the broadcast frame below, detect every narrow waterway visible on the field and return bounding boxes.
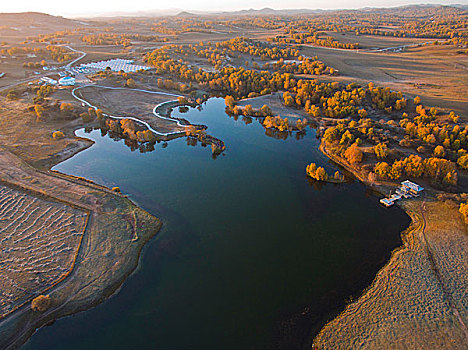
[23,98,410,350]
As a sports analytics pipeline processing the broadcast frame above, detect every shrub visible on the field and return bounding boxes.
[52,131,64,139]
[459,202,468,224]
[31,295,51,312]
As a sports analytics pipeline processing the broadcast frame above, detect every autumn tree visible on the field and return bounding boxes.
[433,145,445,158]
[344,143,363,164]
[374,143,389,159]
[358,109,368,118]
[225,95,235,109]
[31,295,51,312]
[459,202,468,224]
[283,92,295,107]
[374,162,391,178]
[95,109,104,120]
[126,78,136,88]
[457,155,468,169]
[52,131,64,139]
[59,102,74,115]
[34,104,45,121]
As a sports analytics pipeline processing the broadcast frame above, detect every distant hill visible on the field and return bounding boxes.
[0,12,78,26]
[0,12,85,34]
[175,11,196,17]
[217,7,323,16]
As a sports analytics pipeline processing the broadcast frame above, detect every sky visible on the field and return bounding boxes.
[0,0,466,16]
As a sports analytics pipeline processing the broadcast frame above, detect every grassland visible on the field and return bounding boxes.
[75,85,187,134]
[298,44,468,118]
[313,199,468,349]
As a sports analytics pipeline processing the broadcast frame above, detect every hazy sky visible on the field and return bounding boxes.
[0,0,465,16]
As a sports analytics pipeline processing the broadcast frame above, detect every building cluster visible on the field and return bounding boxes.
[80,58,150,73]
[380,180,424,207]
[39,76,76,86]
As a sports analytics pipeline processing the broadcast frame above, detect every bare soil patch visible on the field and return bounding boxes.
[0,183,87,318]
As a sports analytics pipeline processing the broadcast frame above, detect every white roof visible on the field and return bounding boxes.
[80,58,149,73]
[401,180,424,191]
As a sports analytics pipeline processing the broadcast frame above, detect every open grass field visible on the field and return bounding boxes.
[323,32,430,50]
[0,96,92,169]
[76,85,187,133]
[0,183,87,318]
[299,44,468,118]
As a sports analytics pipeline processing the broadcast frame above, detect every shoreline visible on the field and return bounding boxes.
[312,139,468,349]
[0,145,163,349]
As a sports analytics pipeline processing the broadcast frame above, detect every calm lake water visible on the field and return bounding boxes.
[23,98,410,350]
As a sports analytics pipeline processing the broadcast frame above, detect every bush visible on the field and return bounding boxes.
[31,295,51,312]
[52,131,65,139]
[126,78,136,88]
[457,155,468,170]
[459,202,468,224]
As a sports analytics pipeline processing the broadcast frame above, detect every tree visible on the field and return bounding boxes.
[306,162,329,181]
[374,143,388,159]
[244,104,254,116]
[374,162,391,178]
[60,102,74,115]
[459,202,468,224]
[358,109,367,118]
[52,131,64,139]
[31,295,51,312]
[34,104,45,121]
[283,92,295,107]
[126,78,136,88]
[260,104,272,116]
[96,109,104,120]
[433,145,445,158]
[457,155,468,170]
[177,96,188,104]
[344,143,363,164]
[225,95,235,109]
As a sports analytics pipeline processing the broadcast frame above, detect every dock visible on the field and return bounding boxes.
[380,180,424,207]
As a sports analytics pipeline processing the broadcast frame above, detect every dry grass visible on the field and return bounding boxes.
[299,44,468,118]
[0,183,87,318]
[0,96,92,169]
[76,85,187,134]
[313,199,468,349]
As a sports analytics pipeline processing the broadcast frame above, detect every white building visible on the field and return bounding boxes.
[80,58,150,73]
[59,77,76,86]
[39,77,58,85]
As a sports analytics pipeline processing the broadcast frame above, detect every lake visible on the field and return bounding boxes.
[23,98,410,350]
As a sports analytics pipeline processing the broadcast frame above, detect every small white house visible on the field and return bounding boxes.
[401,180,424,195]
[39,77,58,85]
[59,76,76,86]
